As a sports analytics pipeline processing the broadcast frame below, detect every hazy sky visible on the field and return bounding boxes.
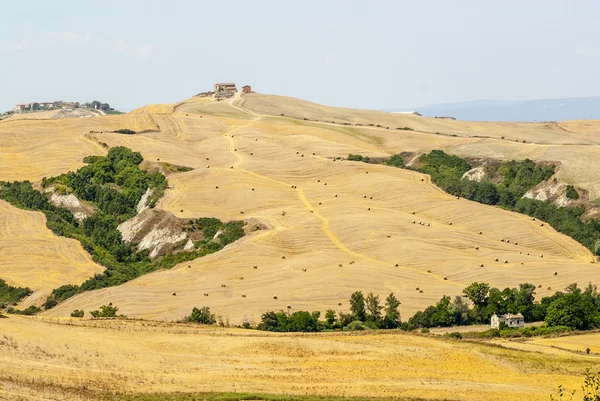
[1,0,599,112]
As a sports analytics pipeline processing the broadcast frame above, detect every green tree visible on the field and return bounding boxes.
[462,282,490,309]
[366,292,383,326]
[324,309,336,329]
[349,291,366,322]
[382,292,401,328]
[184,306,216,325]
[545,287,600,330]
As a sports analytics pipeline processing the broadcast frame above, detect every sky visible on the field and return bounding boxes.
[1,0,600,112]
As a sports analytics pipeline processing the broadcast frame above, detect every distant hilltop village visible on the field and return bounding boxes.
[8,100,120,115]
[196,83,252,100]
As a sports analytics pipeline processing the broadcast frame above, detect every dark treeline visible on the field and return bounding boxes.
[0,147,245,312]
[348,150,600,255]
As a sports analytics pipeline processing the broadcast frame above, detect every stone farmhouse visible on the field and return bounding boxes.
[214,83,237,99]
[491,313,525,329]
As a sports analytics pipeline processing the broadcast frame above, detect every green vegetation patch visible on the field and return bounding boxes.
[0,278,31,307]
[114,129,136,135]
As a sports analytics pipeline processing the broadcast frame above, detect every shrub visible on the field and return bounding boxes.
[71,309,85,318]
[184,306,216,325]
[446,331,462,339]
[113,129,136,135]
[566,185,580,200]
[90,304,120,319]
[343,320,370,331]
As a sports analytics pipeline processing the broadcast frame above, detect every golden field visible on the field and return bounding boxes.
[1,91,600,400]
[1,316,599,401]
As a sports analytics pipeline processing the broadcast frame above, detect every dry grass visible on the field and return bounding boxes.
[0,316,597,401]
[0,200,104,307]
[2,92,600,400]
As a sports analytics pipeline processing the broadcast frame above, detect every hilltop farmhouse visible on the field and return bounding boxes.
[214,83,237,99]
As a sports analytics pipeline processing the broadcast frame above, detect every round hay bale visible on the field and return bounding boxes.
[416,287,420,291]
[479,231,483,235]
[427,269,432,273]
[286,305,292,309]
[349,261,355,265]
[338,302,342,306]
[273,296,278,299]
[480,264,484,267]
[394,263,399,267]
[338,264,343,267]
[206,157,209,160]
[241,294,246,298]
[240,211,244,214]
[554,272,558,275]
[282,256,286,259]
[443,277,448,280]
[475,247,479,250]
[172,292,176,296]
[419,290,424,293]
[215,186,219,189]
[334,194,338,197]
[495,258,499,262]
[504,260,508,264]
[253,266,258,269]
[318,179,321,182]
[318,202,322,205]
[547,287,552,290]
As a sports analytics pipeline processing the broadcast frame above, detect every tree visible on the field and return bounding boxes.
[184,306,216,325]
[382,292,401,328]
[462,282,490,309]
[366,292,383,326]
[324,309,336,329]
[349,291,366,322]
[545,289,600,330]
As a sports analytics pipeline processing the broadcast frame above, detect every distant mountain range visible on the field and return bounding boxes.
[387,96,600,122]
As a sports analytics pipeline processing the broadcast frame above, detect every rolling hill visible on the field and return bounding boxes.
[1,90,600,401]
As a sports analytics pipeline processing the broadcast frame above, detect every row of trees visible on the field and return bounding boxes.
[407,282,600,331]
[256,291,402,332]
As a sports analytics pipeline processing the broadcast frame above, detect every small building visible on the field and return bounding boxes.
[213,83,237,99]
[392,111,422,116]
[242,85,251,93]
[491,313,525,329]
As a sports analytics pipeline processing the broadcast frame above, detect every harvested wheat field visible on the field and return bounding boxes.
[0,316,598,401]
[2,92,600,400]
[0,200,104,307]
[33,93,597,324]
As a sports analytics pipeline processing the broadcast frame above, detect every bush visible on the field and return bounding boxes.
[343,320,370,331]
[446,331,462,339]
[7,305,41,315]
[184,306,216,325]
[90,304,121,319]
[114,129,136,135]
[71,309,85,318]
[566,185,580,200]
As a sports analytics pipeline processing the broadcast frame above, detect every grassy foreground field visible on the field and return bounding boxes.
[1,316,598,401]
